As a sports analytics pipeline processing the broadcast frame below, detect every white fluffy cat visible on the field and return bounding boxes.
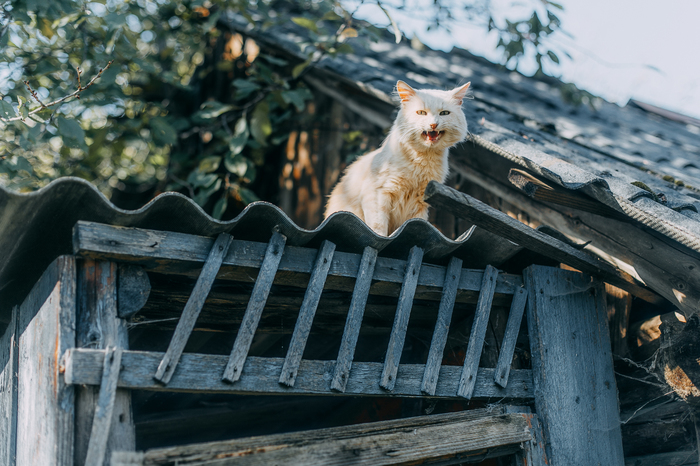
[324,80,471,236]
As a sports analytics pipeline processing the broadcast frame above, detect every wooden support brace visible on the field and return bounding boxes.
[331,246,378,393]
[223,231,287,383]
[380,246,424,391]
[154,233,233,384]
[421,257,463,396]
[494,286,528,388]
[457,265,499,399]
[84,347,123,466]
[279,240,336,387]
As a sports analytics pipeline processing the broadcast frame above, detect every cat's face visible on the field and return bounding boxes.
[395,81,470,151]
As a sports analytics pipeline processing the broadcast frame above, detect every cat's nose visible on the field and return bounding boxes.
[430,123,438,130]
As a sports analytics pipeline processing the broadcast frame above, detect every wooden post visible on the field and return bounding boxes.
[75,260,135,466]
[525,265,624,465]
[0,306,18,465]
[16,256,76,466]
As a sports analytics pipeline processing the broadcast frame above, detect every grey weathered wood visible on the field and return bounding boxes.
[112,409,530,466]
[623,450,699,466]
[155,233,233,384]
[510,411,548,466]
[0,306,18,466]
[117,265,151,319]
[84,347,124,466]
[16,256,76,466]
[457,264,499,399]
[75,260,135,466]
[331,246,378,392]
[525,265,624,465]
[64,348,535,399]
[279,240,336,387]
[424,180,655,302]
[223,231,287,383]
[73,221,524,306]
[380,246,424,391]
[421,257,463,396]
[494,286,528,388]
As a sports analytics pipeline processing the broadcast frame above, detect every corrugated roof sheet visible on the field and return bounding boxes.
[0,177,520,321]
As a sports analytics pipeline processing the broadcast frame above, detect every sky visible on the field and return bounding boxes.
[350,0,700,120]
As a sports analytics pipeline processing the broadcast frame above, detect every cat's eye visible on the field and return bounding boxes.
[440,110,450,115]
[416,110,427,115]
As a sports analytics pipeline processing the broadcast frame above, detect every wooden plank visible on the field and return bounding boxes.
[16,256,76,466]
[73,221,524,306]
[75,260,135,466]
[223,231,287,383]
[424,180,655,302]
[624,450,699,466]
[154,233,233,384]
[457,265,499,399]
[279,240,336,387]
[117,265,151,319]
[380,246,424,391]
[494,286,528,388]
[525,265,625,465]
[84,347,123,466]
[64,348,535,400]
[113,409,531,466]
[331,246,378,392]
[421,257,463,396]
[0,306,18,466]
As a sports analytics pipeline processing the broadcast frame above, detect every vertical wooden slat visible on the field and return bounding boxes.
[0,306,18,466]
[525,265,624,465]
[457,265,499,399]
[223,231,287,383]
[494,286,528,388]
[330,246,378,393]
[279,240,336,387]
[84,347,123,466]
[154,233,233,384]
[75,260,134,466]
[421,257,463,396]
[380,246,424,391]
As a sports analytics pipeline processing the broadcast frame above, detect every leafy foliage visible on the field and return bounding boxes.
[0,0,574,217]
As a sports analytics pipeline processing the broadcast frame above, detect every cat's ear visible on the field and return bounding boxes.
[451,82,471,105]
[396,80,416,103]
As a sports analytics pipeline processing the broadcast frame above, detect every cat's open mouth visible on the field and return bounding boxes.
[422,130,444,143]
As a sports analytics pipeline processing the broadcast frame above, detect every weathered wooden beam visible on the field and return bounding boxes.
[223,231,287,383]
[421,257,462,396]
[64,348,535,400]
[111,408,530,466]
[525,265,624,464]
[424,180,657,303]
[84,347,123,466]
[380,246,424,391]
[72,221,524,306]
[331,246,378,392]
[154,233,233,384]
[75,260,135,466]
[117,265,151,319]
[494,286,528,388]
[16,256,76,466]
[279,240,336,387]
[0,306,18,465]
[458,265,498,399]
[623,450,698,466]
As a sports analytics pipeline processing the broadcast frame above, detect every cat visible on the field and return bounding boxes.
[324,80,471,236]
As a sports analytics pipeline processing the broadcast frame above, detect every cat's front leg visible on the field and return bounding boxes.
[362,192,391,236]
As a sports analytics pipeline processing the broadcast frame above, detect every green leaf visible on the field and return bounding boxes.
[193,178,221,206]
[228,116,249,155]
[212,195,228,219]
[150,117,178,145]
[232,79,261,100]
[547,50,560,64]
[547,1,564,10]
[292,59,312,79]
[224,152,248,177]
[261,55,288,66]
[0,101,16,119]
[56,117,87,149]
[250,101,271,146]
[195,101,236,119]
[198,156,221,173]
[15,156,33,174]
[39,18,55,39]
[291,17,319,34]
[281,89,312,112]
[187,169,218,188]
[237,187,260,205]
